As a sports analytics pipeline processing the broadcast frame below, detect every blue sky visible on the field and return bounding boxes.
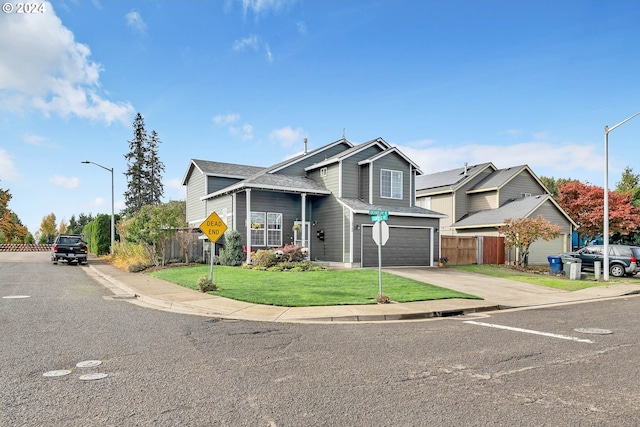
[2,0,640,235]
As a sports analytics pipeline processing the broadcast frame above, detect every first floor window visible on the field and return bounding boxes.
[381,169,403,199]
[250,212,265,246]
[250,211,282,247]
[267,213,282,246]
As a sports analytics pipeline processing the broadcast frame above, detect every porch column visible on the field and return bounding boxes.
[301,193,307,247]
[246,189,251,264]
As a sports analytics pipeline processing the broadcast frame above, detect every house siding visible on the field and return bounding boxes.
[430,193,454,234]
[499,171,546,205]
[207,176,243,194]
[186,171,207,226]
[310,196,343,262]
[309,163,340,194]
[456,168,494,221]
[359,164,370,200]
[369,152,412,207]
[469,192,497,211]
[531,200,572,251]
[341,146,383,199]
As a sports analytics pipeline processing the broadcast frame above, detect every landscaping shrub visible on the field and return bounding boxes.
[376,293,391,304]
[252,249,278,268]
[197,276,218,292]
[219,229,244,266]
[280,245,305,262]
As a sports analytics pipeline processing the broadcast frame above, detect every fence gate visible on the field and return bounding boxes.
[441,236,477,265]
[480,236,505,265]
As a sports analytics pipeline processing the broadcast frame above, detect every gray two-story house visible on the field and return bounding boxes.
[182,137,445,267]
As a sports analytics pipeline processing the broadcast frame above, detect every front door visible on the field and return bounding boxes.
[293,221,311,259]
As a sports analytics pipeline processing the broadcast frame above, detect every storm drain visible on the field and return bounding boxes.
[574,328,613,335]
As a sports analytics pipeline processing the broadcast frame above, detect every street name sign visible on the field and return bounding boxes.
[369,209,389,222]
[200,211,228,243]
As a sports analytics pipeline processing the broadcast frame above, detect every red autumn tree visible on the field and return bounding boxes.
[558,180,639,242]
[498,215,561,267]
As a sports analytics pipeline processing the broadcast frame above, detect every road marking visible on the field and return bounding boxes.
[464,321,594,344]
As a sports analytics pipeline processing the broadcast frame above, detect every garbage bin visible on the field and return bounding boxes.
[562,257,582,279]
[548,256,562,275]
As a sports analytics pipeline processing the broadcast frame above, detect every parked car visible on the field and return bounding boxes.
[51,234,88,265]
[560,245,637,277]
[632,247,640,274]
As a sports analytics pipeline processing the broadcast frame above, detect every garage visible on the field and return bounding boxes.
[527,235,565,265]
[361,226,432,267]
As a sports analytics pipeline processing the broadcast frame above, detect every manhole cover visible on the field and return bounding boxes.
[3,295,30,299]
[79,373,108,381]
[574,328,613,335]
[76,360,102,368]
[43,370,72,377]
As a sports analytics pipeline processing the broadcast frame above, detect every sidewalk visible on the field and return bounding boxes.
[85,256,640,323]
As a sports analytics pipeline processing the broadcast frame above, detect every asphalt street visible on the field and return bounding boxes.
[2,252,640,426]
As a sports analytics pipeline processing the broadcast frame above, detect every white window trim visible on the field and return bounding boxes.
[380,169,403,199]
[267,212,282,247]
[320,167,327,177]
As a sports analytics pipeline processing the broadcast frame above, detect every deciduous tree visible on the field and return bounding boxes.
[558,180,639,242]
[38,213,57,243]
[615,166,640,207]
[498,215,561,267]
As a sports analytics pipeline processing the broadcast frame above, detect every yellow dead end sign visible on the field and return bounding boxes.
[200,211,228,243]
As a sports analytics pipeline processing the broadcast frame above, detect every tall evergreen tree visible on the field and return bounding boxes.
[123,113,165,215]
[147,130,165,206]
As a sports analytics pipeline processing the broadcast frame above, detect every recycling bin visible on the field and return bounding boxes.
[547,256,562,275]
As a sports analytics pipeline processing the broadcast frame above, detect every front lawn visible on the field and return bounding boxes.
[452,264,639,291]
[148,265,481,307]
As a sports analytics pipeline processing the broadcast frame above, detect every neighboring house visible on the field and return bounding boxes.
[415,163,578,264]
[182,137,446,267]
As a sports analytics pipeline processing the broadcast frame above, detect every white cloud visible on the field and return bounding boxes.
[125,11,147,34]
[0,2,134,125]
[22,133,48,146]
[0,149,19,181]
[399,140,603,183]
[241,0,295,17]
[296,21,307,35]
[213,113,240,125]
[269,126,305,148]
[233,35,259,51]
[213,113,253,140]
[49,175,80,189]
[265,43,273,62]
[90,197,106,207]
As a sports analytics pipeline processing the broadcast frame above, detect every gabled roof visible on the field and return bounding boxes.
[337,198,447,218]
[451,194,578,229]
[415,162,495,195]
[466,165,545,194]
[181,159,264,185]
[358,146,423,174]
[304,137,391,171]
[203,172,330,200]
[269,138,354,173]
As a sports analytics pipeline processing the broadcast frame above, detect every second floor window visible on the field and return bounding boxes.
[381,169,402,199]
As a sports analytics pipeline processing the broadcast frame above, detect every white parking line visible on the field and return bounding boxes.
[464,321,594,344]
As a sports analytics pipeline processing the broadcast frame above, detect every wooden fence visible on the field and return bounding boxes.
[441,235,505,265]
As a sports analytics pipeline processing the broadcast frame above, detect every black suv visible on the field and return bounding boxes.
[561,245,637,277]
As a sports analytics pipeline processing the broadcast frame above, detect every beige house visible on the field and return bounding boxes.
[415,162,578,265]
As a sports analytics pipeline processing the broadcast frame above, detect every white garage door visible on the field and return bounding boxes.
[528,235,565,265]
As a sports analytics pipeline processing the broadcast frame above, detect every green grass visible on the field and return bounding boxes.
[148,265,481,307]
[452,264,638,291]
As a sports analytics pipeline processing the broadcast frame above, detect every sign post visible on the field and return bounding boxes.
[199,212,228,282]
[369,210,389,297]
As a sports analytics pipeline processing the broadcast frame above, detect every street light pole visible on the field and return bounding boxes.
[81,161,115,250]
[603,112,640,281]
